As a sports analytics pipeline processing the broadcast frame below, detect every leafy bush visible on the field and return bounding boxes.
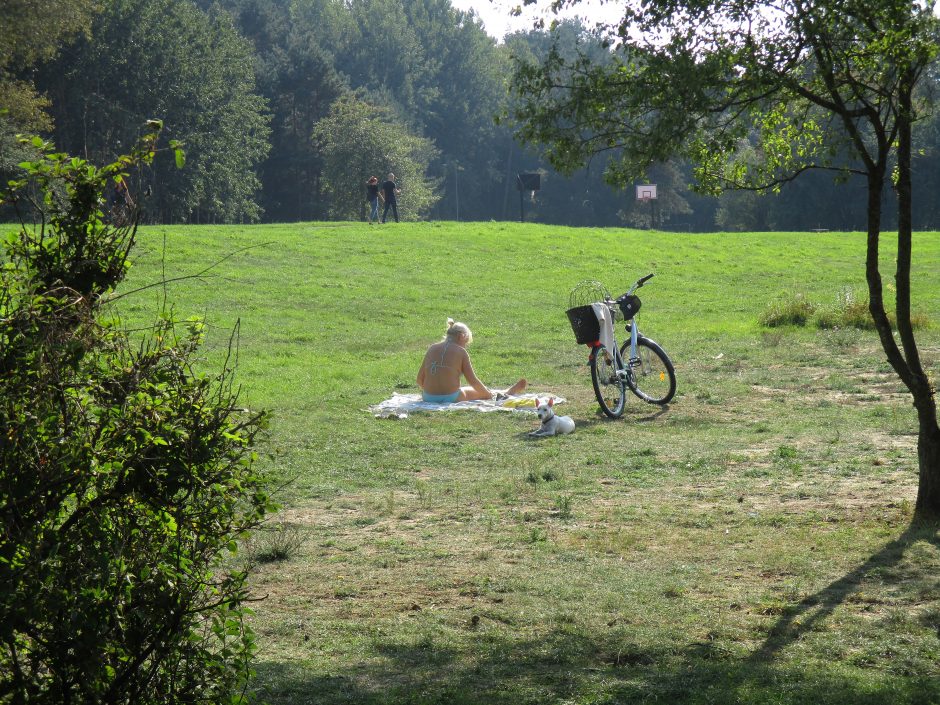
[758,293,816,327]
[0,130,273,703]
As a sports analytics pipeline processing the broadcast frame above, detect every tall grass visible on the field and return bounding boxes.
[761,287,932,330]
[758,293,817,326]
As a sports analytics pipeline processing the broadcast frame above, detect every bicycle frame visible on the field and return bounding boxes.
[586,317,638,394]
[619,274,653,369]
[586,273,652,369]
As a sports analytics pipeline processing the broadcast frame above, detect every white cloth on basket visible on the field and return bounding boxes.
[591,302,617,353]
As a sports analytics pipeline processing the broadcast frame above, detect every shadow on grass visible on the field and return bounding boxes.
[749,519,940,664]
[251,520,940,705]
[631,404,670,422]
[576,407,667,428]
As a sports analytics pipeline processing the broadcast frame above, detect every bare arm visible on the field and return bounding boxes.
[416,356,426,388]
[461,351,490,396]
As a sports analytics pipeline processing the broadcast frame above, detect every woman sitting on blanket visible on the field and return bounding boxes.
[417,318,527,403]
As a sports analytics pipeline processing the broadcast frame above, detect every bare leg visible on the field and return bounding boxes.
[457,386,491,402]
[491,378,528,401]
[457,378,527,402]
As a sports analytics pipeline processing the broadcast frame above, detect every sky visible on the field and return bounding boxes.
[453,1,940,41]
[448,0,624,40]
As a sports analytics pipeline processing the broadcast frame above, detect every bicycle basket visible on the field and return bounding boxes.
[617,294,641,319]
[569,280,610,309]
[566,305,600,344]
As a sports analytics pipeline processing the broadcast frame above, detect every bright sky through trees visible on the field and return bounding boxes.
[449,0,623,39]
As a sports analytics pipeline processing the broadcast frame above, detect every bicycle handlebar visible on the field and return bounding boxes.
[626,272,655,296]
[603,273,656,304]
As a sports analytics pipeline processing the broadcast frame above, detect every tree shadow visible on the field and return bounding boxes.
[250,520,940,705]
[747,518,940,665]
[252,624,937,705]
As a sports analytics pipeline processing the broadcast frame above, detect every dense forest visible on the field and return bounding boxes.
[3,0,940,229]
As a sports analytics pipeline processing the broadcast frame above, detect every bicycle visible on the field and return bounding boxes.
[566,273,676,418]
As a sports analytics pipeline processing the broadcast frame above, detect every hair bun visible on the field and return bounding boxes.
[447,318,455,328]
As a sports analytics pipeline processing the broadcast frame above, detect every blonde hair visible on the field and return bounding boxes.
[444,318,472,344]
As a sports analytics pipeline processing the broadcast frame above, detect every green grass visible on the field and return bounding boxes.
[116,222,940,705]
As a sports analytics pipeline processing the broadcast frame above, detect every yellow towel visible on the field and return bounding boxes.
[500,397,537,408]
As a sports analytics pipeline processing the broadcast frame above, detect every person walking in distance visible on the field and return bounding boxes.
[366,176,380,224]
[381,172,400,223]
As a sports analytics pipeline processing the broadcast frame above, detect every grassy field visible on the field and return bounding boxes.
[118,222,940,705]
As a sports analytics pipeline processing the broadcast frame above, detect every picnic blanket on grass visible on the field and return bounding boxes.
[370,392,566,419]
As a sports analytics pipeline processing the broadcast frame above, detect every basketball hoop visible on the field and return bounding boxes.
[635,184,657,201]
[636,183,658,229]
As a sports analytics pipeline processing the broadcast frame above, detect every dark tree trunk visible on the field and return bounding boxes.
[897,79,940,517]
[917,418,940,517]
[863,75,940,517]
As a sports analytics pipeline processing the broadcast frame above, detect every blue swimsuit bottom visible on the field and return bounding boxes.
[422,390,461,404]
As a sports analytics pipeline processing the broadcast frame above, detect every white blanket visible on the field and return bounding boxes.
[370,392,566,419]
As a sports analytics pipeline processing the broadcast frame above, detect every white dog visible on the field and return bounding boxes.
[529,397,575,437]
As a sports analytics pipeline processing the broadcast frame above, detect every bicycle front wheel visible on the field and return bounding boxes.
[621,336,676,405]
[590,344,627,418]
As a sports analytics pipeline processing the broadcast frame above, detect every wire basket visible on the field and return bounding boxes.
[568,280,610,309]
[566,280,609,345]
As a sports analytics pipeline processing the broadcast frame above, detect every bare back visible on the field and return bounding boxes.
[417,341,471,395]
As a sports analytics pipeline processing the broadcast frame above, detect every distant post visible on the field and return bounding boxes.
[636,184,657,229]
[453,161,464,221]
[517,172,541,222]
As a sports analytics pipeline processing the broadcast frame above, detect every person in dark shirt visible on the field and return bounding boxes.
[381,172,400,223]
[366,176,380,224]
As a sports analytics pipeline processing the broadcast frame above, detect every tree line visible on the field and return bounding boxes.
[3,0,940,229]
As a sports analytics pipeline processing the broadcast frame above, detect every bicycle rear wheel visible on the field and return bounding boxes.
[590,344,627,418]
[621,336,676,405]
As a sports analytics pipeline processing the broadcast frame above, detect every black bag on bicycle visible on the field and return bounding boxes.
[617,294,641,319]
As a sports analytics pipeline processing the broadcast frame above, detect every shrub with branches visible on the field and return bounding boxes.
[0,127,273,703]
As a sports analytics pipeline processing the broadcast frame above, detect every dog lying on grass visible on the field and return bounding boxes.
[529,397,575,437]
